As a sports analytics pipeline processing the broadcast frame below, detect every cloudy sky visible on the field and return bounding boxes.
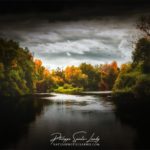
[0,0,149,69]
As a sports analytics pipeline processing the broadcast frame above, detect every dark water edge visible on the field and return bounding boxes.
[0,95,52,149]
[112,94,150,150]
[0,94,150,150]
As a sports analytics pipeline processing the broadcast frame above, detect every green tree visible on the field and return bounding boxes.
[113,38,150,97]
[79,63,100,90]
[0,38,35,96]
[132,38,150,73]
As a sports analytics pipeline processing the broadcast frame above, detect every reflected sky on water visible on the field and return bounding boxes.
[1,93,149,150]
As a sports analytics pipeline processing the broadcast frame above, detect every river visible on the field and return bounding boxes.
[0,93,149,149]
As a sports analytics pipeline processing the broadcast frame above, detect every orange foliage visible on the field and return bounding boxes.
[34,59,42,67]
[43,69,50,78]
[52,76,64,85]
[65,66,82,81]
[111,61,118,70]
[64,66,87,87]
[99,61,119,90]
[100,61,118,74]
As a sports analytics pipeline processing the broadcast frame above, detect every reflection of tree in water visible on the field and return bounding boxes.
[0,96,50,149]
[114,97,150,149]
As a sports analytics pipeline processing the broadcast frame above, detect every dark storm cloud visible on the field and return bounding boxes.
[0,15,139,68]
[39,50,123,61]
[0,0,149,68]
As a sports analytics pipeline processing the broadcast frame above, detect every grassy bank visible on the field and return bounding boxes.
[53,84,83,94]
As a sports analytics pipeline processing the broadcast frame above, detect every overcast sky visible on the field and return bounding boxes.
[0,1,149,69]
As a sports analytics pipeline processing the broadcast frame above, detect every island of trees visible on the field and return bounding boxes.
[0,16,149,98]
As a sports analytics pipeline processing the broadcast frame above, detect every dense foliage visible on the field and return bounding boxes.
[34,59,54,93]
[0,39,34,96]
[50,62,118,94]
[0,38,119,96]
[113,37,150,98]
[1,34,149,97]
[100,61,119,90]
[79,63,100,90]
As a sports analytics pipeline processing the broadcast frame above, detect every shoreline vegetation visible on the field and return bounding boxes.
[0,16,150,98]
[0,38,119,96]
[112,37,150,99]
[53,84,83,94]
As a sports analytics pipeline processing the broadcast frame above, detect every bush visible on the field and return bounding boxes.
[113,72,140,90]
[54,84,83,94]
[133,74,150,98]
[63,84,73,89]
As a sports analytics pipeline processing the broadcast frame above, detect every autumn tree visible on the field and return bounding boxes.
[64,66,88,88]
[51,67,65,86]
[34,59,45,80]
[34,59,53,92]
[100,61,119,90]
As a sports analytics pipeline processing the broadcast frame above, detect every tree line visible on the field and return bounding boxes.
[0,16,150,97]
[0,38,119,96]
[113,16,150,98]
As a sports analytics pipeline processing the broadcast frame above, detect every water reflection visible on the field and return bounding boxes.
[114,97,150,149]
[43,93,115,112]
[0,94,149,149]
[0,96,50,149]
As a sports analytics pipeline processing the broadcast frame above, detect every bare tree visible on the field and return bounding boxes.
[137,16,150,37]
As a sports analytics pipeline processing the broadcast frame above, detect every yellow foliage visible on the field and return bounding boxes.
[65,66,83,82]
[120,63,131,73]
[52,76,64,84]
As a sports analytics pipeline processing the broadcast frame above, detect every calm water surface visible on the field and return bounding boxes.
[0,93,149,150]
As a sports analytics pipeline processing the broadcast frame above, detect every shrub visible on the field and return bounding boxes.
[54,84,83,94]
[133,74,150,98]
[113,72,140,91]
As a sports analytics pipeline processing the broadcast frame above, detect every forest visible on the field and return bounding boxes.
[0,16,150,98]
[0,40,119,96]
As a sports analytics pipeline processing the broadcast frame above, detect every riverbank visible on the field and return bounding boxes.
[112,89,150,101]
[53,84,83,94]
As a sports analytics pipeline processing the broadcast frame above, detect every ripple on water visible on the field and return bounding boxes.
[42,93,115,112]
